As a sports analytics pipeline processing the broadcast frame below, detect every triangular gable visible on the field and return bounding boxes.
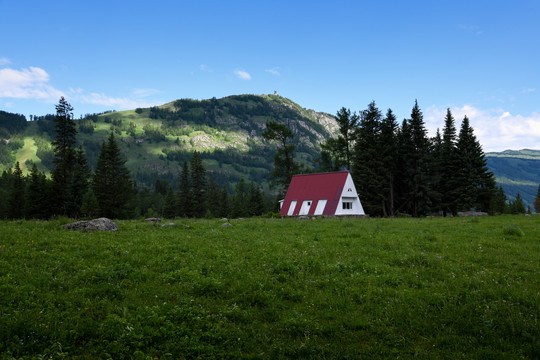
[280,171,351,216]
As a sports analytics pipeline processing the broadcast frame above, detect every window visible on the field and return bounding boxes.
[347,188,352,192]
[307,201,311,206]
[342,202,352,210]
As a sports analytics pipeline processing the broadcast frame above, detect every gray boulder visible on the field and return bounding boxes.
[63,218,119,232]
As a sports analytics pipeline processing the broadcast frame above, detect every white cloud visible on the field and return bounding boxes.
[265,67,281,76]
[521,88,536,94]
[0,66,64,101]
[199,64,212,72]
[77,92,159,110]
[132,88,161,98]
[0,57,11,66]
[425,105,540,152]
[234,69,251,80]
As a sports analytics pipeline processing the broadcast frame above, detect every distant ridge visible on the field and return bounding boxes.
[485,149,540,209]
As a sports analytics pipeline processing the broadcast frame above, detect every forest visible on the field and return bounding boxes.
[0,97,537,220]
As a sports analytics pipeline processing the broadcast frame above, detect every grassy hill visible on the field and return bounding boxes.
[485,149,540,209]
[2,94,338,190]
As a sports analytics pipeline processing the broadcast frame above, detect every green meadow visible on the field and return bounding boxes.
[1,216,538,359]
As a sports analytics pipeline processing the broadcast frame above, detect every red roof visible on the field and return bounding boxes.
[280,171,350,216]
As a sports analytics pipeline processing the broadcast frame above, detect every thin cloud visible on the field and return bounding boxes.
[200,64,212,72]
[77,92,159,110]
[0,66,64,100]
[0,57,11,66]
[457,24,483,35]
[132,88,161,98]
[425,105,540,152]
[265,67,281,77]
[521,88,536,94]
[234,69,251,80]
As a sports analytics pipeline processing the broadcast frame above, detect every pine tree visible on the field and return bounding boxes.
[263,121,298,190]
[533,185,540,213]
[93,132,134,219]
[176,161,192,217]
[24,164,50,219]
[8,162,25,219]
[510,192,526,214]
[190,151,207,218]
[51,97,77,215]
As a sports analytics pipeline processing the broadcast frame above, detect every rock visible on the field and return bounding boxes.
[457,211,488,217]
[161,223,176,228]
[221,222,232,227]
[64,218,118,232]
[220,218,228,222]
[145,217,161,223]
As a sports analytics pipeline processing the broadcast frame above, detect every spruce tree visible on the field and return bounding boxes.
[24,164,50,219]
[379,109,399,216]
[190,151,207,218]
[456,116,495,211]
[534,185,540,213]
[93,132,134,219]
[51,97,77,215]
[65,146,91,218]
[8,162,25,219]
[352,101,385,216]
[247,180,264,216]
[404,100,431,217]
[205,173,222,218]
[231,178,248,218]
[176,161,192,217]
[162,187,176,219]
[439,109,461,216]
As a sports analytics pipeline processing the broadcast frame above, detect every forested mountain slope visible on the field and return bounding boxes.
[1,94,338,191]
[485,149,540,209]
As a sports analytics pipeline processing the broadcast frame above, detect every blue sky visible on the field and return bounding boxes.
[1,0,539,151]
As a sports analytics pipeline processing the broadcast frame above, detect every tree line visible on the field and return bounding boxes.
[264,100,531,216]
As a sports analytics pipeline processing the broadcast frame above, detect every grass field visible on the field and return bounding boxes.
[0,216,538,359]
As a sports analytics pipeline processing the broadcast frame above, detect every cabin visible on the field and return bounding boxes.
[280,171,366,216]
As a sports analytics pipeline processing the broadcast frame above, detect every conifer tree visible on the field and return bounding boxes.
[8,162,25,219]
[176,161,192,217]
[263,121,298,190]
[320,107,358,171]
[404,101,431,217]
[352,101,385,216]
[93,132,134,219]
[379,109,399,216]
[205,173,222,218]
[439,109,461,216]
[231,178,248,218]
[247,180,264,216]
[456,116,495,211]
[163,187,176,218]
[190,151,207,218]
[80,188,100,218]
[534,185,540,213]
[65,146,91,218]
[24,164,50,219]
[51,97,77,214]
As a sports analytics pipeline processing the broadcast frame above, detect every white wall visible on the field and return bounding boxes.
[334,173,365,215]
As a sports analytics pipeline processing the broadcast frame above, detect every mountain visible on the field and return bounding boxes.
[485,149,540,209]
[1,94,338,191]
